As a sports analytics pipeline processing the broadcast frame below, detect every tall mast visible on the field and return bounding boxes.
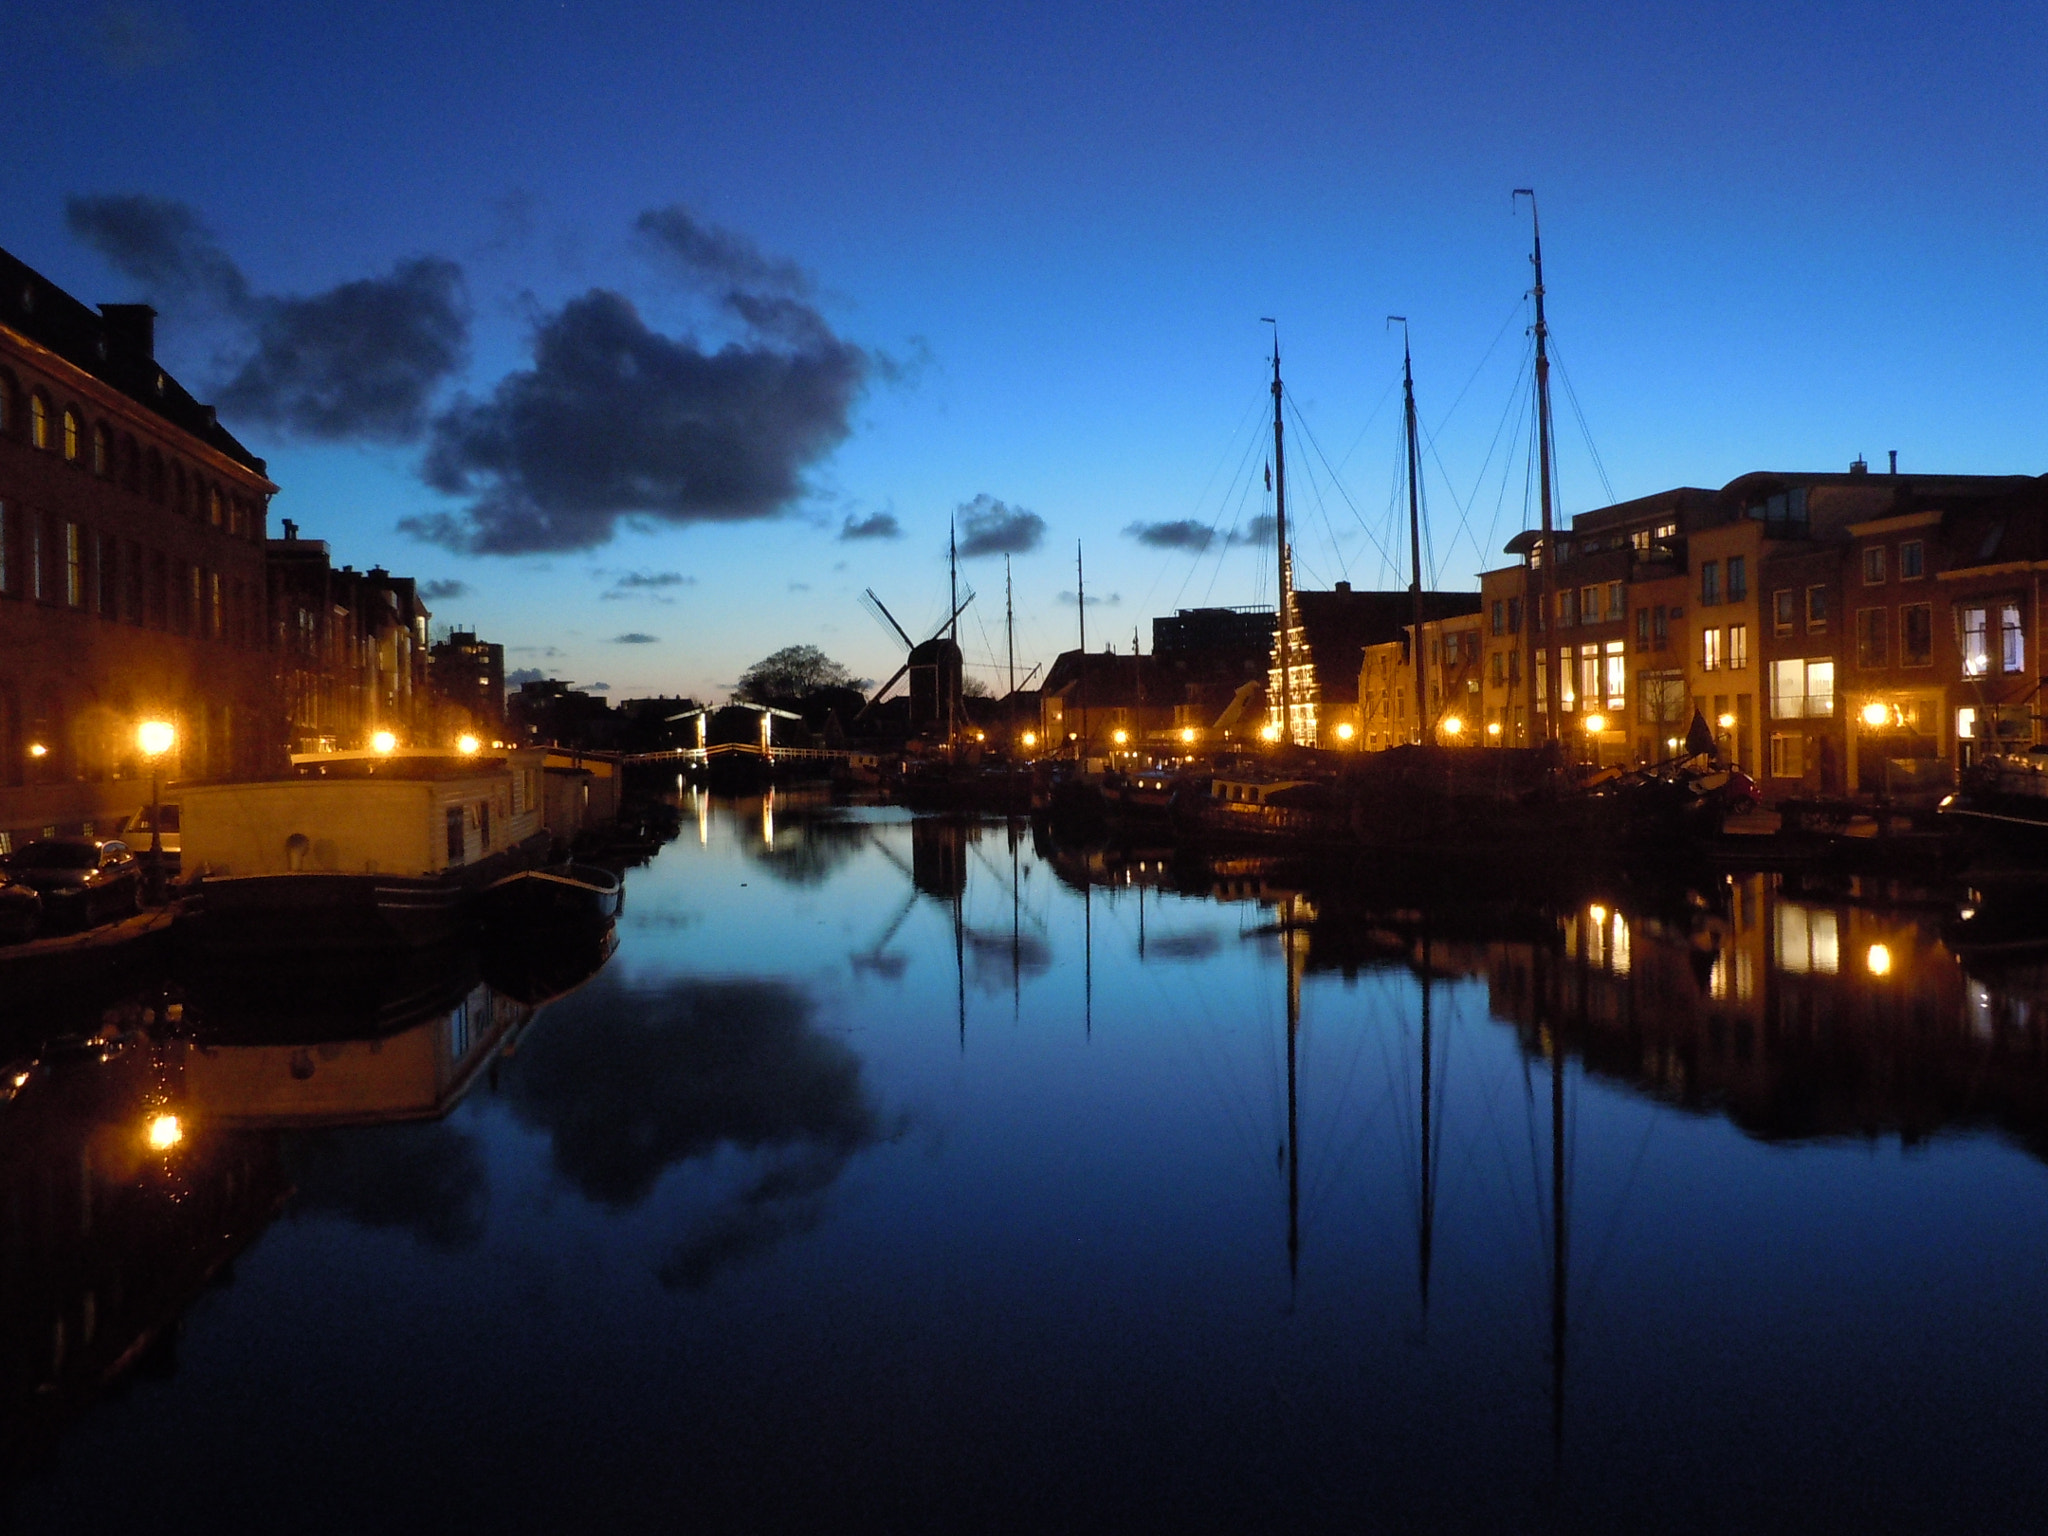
[948,518,961,747]
[1516,190,1560,747]
[1005,555,1017,699]
[1265,320,1294,747]
[1076,542,1089,757]
[1394,318,1428,744]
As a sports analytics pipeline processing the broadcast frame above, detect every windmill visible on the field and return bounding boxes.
[856,585,974,730]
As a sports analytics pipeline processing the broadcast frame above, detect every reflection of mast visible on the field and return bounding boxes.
[1541,945,1569,1463]
[1083,878,1093,1040]
[1418,922,1438,1326]
[1010,821,1022,1022]
[1283,893,1304,1290]
[954,871,966,1051]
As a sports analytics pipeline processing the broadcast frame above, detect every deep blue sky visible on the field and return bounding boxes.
[8,1,2046,699]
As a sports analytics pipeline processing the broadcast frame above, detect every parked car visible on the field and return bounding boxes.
[0,873,40,945]
[126,802,182,872]
[4,838,141,930]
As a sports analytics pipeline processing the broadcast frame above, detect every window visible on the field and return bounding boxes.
[1635,607,1649,652]
[1774,903,1839,974]
[1581,644,1600,710]
[1630,528,1651,553]
[1770,733,1805,779]
[1772,658,1834,718]
[1856,608,1887,668]
[1490,600,1504,636]
[1607,581,1625,621]
[209,571,223,639]
[1863,546,1885,585]
[1774,590,1795,634]
[1728,623,1748,670]
[1491,651,1504,686]
[2002,601,2024,673]
[1561,649,1577,711]
[1727,555,1747,602]
[1506,597,1521,635]
[1755,488,1809,534]
[1900,540,1924,579]
[29,392,49,449]
[1806,586,1828,631]
[1701,561,1720,606]
[31,515,47,601]
[1655,520,1678,541]
[97,534,117,617]
[1702,627,1722,671]
[1652,605,1668,650]
[208,486,221,527]
[64,523,83,607]
[1605,640,1626,709]
[1558,589,1576,627]
[61,409,79,462]
[92,423,109,477]
[1901,603,1932,666]
[1580,586,1599,625]
[1962,605,1989,676]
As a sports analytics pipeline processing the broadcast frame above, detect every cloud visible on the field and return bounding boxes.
[611,632,660,644]
[588,681,610,691]
[506,666,552,687]
[839,511,902,541]
[284,1121,487,1251]
[420,578,469,601]
[788,581,810,592]
[1125,518,1216,552]
[1233,514,1278,547]
[404,282,867,554]
[601,569,693,602]
[954,493,1044,557]
[87,3,195,75]
[1143,930,1222,961]
[635,205,812,297]
[65,193,468,442]
[1056,589,1122,607]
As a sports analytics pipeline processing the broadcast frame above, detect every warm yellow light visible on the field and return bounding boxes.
[371,730,398,754]
[138,719,176,756]
[974,731,986,742]
[1583,714,1606,734]
[1112,729,1129,745]
[27,743,47,758]
[1260,723,1281,742]
[1487,721,1502,736]
[1180,727,1196,744]
[1861,702,1890,728]
[1667,737,1681,750]
[1441,717,1462,737]
[1021,731,1038,748]
[1866,942,1893,977]
[145,1113,183,1151]
[456,734,481,755]
[1335,722,1356,741]
[1590,904,1609,925]
[1718,712,1737,730]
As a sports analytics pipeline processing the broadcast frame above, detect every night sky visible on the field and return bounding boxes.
[7,0,2045,701]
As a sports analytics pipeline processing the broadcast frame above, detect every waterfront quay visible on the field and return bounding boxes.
[10,789,2048,1530]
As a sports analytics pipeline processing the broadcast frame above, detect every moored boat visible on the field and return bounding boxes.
[480,862,623,931]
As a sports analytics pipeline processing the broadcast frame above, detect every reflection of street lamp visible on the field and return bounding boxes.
[138,720,175,904]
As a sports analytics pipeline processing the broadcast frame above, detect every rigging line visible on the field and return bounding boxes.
[1476,346,1535,571]
[1169,403,1270,616]
[1199,466,1266,608]
[1287,395,1396,575]
[1574,1097,1659,1331]
[1334,372,1403,477]
[1426,292,1530,445]
[1547,336,1616,507]
[1283,397,1352,585]
[1134,383,1272,623]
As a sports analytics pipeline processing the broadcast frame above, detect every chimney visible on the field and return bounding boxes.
[1850,457,1868,476]
[1889,450,1898,475]
[1334,580,1352,593]
[281,519,299,540]
[99,303,157,362]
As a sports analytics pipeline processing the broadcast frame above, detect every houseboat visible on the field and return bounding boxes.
[180,747,552,951]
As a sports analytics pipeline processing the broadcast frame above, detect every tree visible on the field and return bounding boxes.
[735,645,868,703]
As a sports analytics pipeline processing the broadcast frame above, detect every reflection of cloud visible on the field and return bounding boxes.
[501,975,892,1285]
[965,930,1053,993]
[283,1121,487,1250]
[741,815,869,886]
[1145,929,1221,961]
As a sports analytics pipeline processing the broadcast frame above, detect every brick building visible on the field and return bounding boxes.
[0,248,278,850]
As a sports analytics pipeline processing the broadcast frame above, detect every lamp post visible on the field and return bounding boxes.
[137,720,175,905]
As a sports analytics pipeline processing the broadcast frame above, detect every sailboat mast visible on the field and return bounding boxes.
[1397,320,1429,744]
[948,519,961,747]
[1005,555,1016,699]
[1266,322,1294,747]
[1516,189,1560,746]
[1076,542,1088,757]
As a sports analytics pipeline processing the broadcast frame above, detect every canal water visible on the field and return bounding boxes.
[10,790,2048,1532]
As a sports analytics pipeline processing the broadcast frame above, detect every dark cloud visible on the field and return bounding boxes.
[1125,518,1216,552]
[498,975,892,1287]
[1056,589,1122,607]
[587,681,610,691]
[215,257,468,441]
[635,205,812,297]
[839,511,902,541]
[788,581,810,592]
[611,632,660,645]
[404,285,867,554]
[613,570,692,589]
[65,193,468,442]
[506,666,552,687]
[283,1121,487,1251]
[955,494,1044,557]
[1143,929,1222,962]
[88,3,195,75]
[1233,514,1278,547]
[420,578,469,601]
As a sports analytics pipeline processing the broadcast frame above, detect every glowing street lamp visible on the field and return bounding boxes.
[370,730,398,755]
[1180,727,1197,745]
[457,733,481,755]
[1440,717,1463,739]
[1486,721,1503,739]
[1260,722,1281,743]
[138,719,176,904]
[145,1112,183,1152]
[1717,712,1737,731]
[1582,714,1606,735]
[1021,731,1038,750]
[27,743,47,759]
[1335,721,1356,742]
[1112,728,1129,747]
[1861,701,1890,728]
[1866,942,1893,977]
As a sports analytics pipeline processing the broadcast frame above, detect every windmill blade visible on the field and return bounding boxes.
[855,659,913,720]
[862,588,916,649]
[922,592,976,645]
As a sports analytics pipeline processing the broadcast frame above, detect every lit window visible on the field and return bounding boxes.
[1604,640,1625,709]
[1770,732,1804,778]
[1580,644,1600,710]
[64,523,83,607]
[1962,605,1989,676]
[1772,658,1834,718]
[1728,624,1748,669]
[62,409,79,461]
[1702,628,1721,672]
[29,392,49,449]
[2002,601,2024,673]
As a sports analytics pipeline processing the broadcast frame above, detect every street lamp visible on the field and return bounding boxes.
[1022,730,1038,750]
[1335,721,1356,743]
[138,720,175,904]
[457,733,481,755]
[370,730,397,754]
[1441,717,1463,739]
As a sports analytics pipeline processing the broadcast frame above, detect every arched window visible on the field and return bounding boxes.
[147,449,165,502]
[92,422,110,477]
[121,434,141,492]
[173,463,186,514]
[62,408,80,461]
[207,485,221,526]
[0,371,11,434]
[29,392,49,449]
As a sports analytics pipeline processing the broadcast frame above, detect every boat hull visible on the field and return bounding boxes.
[480,864,624,931]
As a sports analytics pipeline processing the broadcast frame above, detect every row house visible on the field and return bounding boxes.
[1357,609,1485,748]
[0,247,278,851]
[1271,581,1480,747]
[267,526,434,754]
